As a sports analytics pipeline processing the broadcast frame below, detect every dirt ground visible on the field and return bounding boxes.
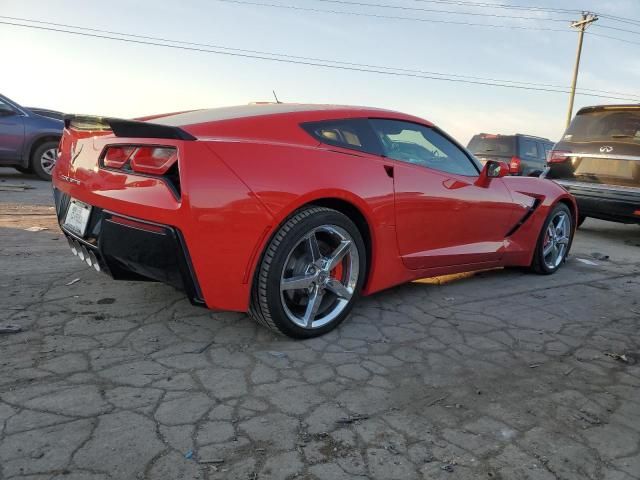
[1,168,639,480]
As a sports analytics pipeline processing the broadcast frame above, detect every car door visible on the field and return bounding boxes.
[0,99,25,163]
[369,119,522,270]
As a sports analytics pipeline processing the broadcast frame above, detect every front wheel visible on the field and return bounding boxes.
[31,141,59,181]
[250,206,366,338]
[531,203,574,275]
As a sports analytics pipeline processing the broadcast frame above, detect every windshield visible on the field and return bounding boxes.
[467,135,515,156]
[564,109,640,143]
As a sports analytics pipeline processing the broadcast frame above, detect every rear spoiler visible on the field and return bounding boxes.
[64,115,197,141]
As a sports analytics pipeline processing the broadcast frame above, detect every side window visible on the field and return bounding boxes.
[0,99,16,116]
[301,119,382,155]
[543,143,553,162]
[519,138,539,160]
[369,119,478,176]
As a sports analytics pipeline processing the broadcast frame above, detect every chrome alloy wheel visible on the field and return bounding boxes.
[40,147,59,175]
[542,210,570,269]
[280,225,359,329]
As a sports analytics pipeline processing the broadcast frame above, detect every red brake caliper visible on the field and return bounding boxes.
[331,261,344,280]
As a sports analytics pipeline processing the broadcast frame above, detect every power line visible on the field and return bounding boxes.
[216,0,640,51]
[593,23,640,37]
[588,30,640,46]
[213,0,569,31]
[3,15,639,101]
[414,0,640,27]
[413,0,640,28]
[1,19,638,103]
[412,0,581,15]
[597,13,640,28]
[311,0,574,22]
[215,0,640,42]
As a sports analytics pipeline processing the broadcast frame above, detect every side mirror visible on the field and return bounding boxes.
[475,160,509,187]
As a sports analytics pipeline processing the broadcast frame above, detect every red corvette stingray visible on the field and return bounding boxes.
[53,104,576,338]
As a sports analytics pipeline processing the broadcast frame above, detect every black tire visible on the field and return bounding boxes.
[31,141,59,181]
[14,166,33,174]
[250,206,367,338]
[577,214,587,228]
[531,203,574,275]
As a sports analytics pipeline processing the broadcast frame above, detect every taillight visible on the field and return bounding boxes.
[509,156,521,174]
[101,145,177,175]
[103,146,135,169]
[129,147,177,175]
[548,150,571,163]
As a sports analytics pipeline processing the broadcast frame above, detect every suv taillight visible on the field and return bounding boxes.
[101,145,177,175]
[548,150,571,163]
[509,156,521,174]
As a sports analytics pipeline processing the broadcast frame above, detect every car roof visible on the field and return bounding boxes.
[577,104,640,115]
[149,103,433,128]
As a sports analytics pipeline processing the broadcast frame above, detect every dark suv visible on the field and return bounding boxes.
[0,94,63,180]
[548,104,640,225]
[467,133,554,177]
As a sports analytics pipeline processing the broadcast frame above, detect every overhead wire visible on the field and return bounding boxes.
[212,0,570,31]
[1,15,638,100]
[1,18,638,102]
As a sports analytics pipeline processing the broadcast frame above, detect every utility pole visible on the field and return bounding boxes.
[566,12,598,128]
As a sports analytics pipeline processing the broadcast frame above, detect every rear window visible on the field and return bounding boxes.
[564,109,640,143]
[301,119,382,155]
[467,135,515,156]
[519,138,539,159]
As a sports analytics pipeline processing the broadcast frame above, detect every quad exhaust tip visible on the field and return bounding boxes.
[67,237,100,272]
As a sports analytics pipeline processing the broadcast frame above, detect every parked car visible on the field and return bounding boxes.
[53,104,576,338]
[548,104,640,226]
[0,94,63,180]
[467,133,554,177]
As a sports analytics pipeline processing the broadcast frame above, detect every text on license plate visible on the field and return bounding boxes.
[63,199,92,236]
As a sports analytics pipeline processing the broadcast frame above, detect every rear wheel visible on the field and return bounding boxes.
[250,206,366,338]
[32,141,59,181]
[531,203,573,275]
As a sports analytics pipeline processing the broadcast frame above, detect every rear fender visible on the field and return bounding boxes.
[205,139,409,299]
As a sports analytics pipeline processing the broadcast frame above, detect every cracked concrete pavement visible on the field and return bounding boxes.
[1,168,639,479]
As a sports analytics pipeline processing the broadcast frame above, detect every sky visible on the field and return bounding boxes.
[1,0,639,144]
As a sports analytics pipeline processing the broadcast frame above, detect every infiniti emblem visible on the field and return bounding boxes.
[600,146,613,153]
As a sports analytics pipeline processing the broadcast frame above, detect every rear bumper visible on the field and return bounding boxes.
[555,180,640,224]
[53,188,205,305]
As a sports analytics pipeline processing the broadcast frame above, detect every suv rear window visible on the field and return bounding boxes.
[467,135,515,156]
[519,138,539,159]
[565,109,640,143]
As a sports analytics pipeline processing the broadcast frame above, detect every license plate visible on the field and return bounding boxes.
[63,199,92,236]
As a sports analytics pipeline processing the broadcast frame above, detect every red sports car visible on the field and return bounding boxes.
[52,104,576,338]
